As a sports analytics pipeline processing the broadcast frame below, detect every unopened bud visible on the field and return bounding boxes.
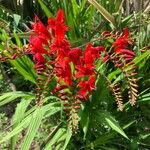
[11,53,17,59]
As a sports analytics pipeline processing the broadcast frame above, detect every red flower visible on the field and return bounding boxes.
[84,51,95,67]
[68,48,81,65]
[113,28,130,53]
[76,65,94,78]
[33,16,51,39]
[78,76,96,99]
[75,44,102,78]
[33,53,46,74]
[55,59,72,85]
[48,10,70,59]
[29,36,47,54]
[28,10,99,104]
[85,43,104,59]
[80,43,105,68]
[48,9,68,44]
[112,28,135,61]
[50,39,71,58]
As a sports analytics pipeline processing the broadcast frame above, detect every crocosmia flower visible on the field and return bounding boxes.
[48,9,68,45]
[77,76,96,99]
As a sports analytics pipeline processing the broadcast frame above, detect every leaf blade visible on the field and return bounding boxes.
[37,0,53,17]
[20,107,45,150]
[88,0,116,27]
[105,117,129,139]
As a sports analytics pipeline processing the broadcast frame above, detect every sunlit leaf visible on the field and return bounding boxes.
[88,0,116,27]
[20,107,45,150]
[0,91,34,106]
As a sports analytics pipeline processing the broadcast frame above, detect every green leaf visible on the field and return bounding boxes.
[141,133,150,139]
[44,128,66,150]
[123,120,136,129]
[134,51,150,65]
[0,91,33,106]
[37,0,53,17]
[88,0,116,27]
[44,106,61,118]
[10,56,37,84]
[0,99,60,147]
[92,132,116,147]
[71,0,79,17]
[138,93,150,102]
[20,107,45,150]
[62,0,68,14]
[13,31,22,48]
[25,98,60,118]
[115,0,124,12]
[62,128,72,150]
[11,98,33,150]
[13,14,21,27]
[80,0,87,11]
[105,117,129,139]
[0,115,31,144]
[91,120,135,148]
[121,14,133,26]
[80,105,90,139]
[94,111,129,139]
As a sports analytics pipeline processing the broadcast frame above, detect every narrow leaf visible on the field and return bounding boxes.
[0,115,31,144]
[13,31,22,48]
[20,107,45,150]
[11,98,33,150]
[44,128,66,150]
[71,0,79,17]
[62,128,72,150]
[0,91,33,106]
[94,111,129,139]
[10,56,37,84]
[88,0,116,27]
[80,105,90,139]
[37,0,53,17]
[105,117,129,139]
[13,14,21,27]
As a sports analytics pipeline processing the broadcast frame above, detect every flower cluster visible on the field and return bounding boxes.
[28,9,138,114]
[103,28,138,108]
[113,28,135,61]
[29,10,104,104]
[28,9,106,131]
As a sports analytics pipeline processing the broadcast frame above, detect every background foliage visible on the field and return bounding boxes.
[0,0,150,149]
